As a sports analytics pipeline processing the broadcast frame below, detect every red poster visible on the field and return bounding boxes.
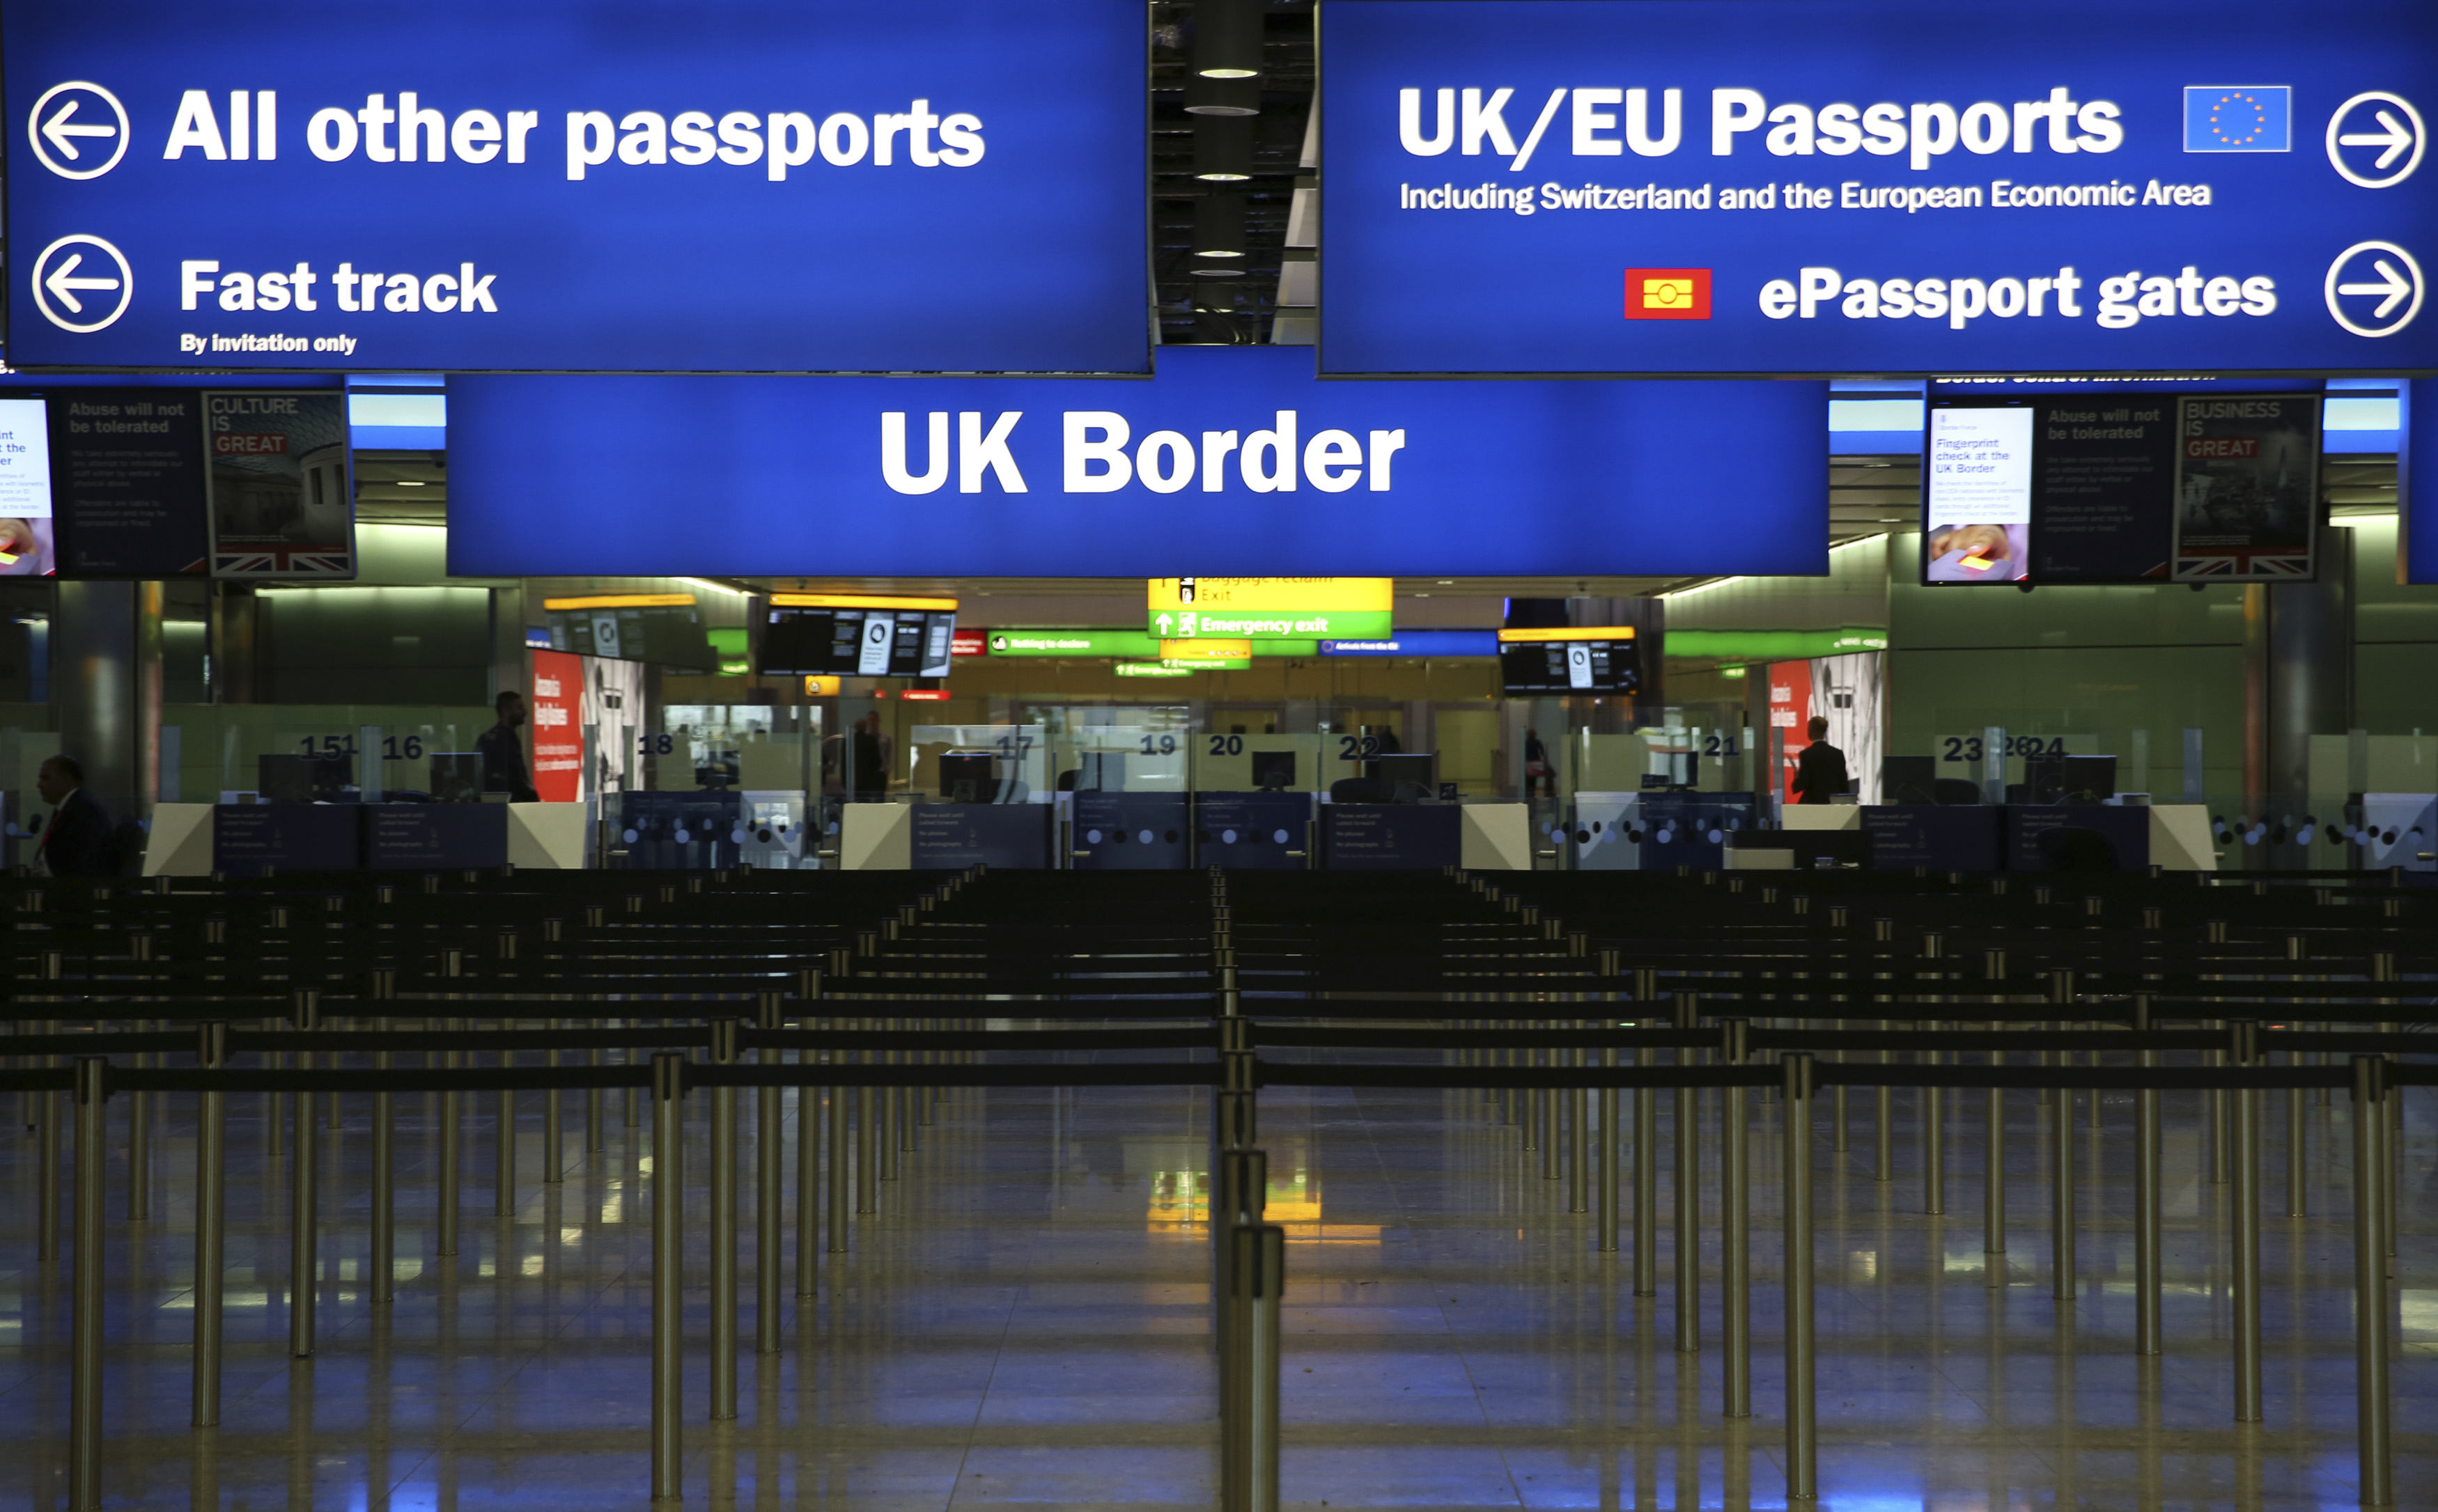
[531,648,583,804]
[1767,659,1812,805]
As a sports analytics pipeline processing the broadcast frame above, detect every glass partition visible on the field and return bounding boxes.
[906,724,1053,804]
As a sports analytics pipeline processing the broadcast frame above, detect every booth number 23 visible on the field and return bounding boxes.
[1943,735,2067,761]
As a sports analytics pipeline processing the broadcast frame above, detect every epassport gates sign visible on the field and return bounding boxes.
[1321,0,2438,375]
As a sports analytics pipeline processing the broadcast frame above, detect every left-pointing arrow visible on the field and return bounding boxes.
[40,98,116,160]
[43,253,119,313]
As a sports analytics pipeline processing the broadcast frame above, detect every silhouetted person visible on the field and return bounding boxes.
[1791,715,1849,806]
[478,690,538,802]
[1523,728,1553,800]
[33,755,114,877]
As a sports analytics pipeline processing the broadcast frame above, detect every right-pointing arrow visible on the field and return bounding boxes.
[2338,258,2415,319]
[42,252,119,314]
[40,98,116,161]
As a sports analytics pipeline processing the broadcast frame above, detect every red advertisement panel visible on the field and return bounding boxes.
[531,648,582,804]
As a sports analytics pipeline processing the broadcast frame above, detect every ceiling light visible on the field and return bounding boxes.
[1185,73,1260,117]
[395,479,427,487]
[1193,0,1263,80]
[1193,193,1246,264]
[1193,115,1254,180]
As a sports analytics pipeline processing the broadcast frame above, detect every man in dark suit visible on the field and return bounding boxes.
[477,690,539,802]
[34,755,115,877]
[1791,716,1850,806]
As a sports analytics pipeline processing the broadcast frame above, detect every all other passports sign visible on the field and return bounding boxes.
[3,1,1146,373]
[1321,0,2438,375]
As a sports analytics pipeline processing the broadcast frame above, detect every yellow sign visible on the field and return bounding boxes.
[802,676,841,696]
[1158,637,1254,662]
[541,592,694,611]
[1146,577,1390,614]
[1496,625,1638,643]
[771,592,958,611]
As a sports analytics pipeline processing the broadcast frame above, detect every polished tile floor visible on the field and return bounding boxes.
[0,1066,2429,1509]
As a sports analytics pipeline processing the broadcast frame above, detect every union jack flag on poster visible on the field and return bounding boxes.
[203,390,357,580]
[2168,394,2320,584]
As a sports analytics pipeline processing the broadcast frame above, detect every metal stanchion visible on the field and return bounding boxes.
[1782,1052,1817,1503]
[2230,1023,2261,1424]
[857,1039,879,1215]
[193,1024,228,1426]
[373,1015,395,1306]
[440,1019,463,1260]
[650,1052,685,1505]
[2286,1047,2306,1219]
[2051,1043,2075,1303]
[1673,994,1700,1353]
[126,1019,150,1222]
[1722,1021,1750,1419]
[2134,996,2161,1356]
[710,1020,739,1419]
[828,1033,851,1251]
[495,1029,517,1219]
[1923,1022,1944,1216]
[2351,1056,2391,1506]
[1985,1043,2005,1287]
[1569,1041,1589,1214]
[1874,1020,1893,1182]
[545,1019,565,1183]
[1220,1223,1284,1512]
[290,991,320,1358]
[1635,1037,1656,1297]
[1599,1042,1620,1254]
[1215,1148,1266,1357]
[756,995,784,1353]
[70,1057,104,1512]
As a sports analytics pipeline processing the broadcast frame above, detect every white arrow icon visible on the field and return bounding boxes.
[1155,612,1173,634]
[2338,258,2414,320]
[2327,91,2425,189]
[29,235,134,334]
[42,252,118,313]
[2324,240,2425,338]
[26,81,130,180]
[40,98,116,160]
[2338,109,2414,170]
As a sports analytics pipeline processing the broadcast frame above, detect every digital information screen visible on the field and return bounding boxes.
[1925,406,2035,583]
[1925,389,2320,584]
[759,606,955,678]
[0,398,55,575]
[1498,629,1640,695]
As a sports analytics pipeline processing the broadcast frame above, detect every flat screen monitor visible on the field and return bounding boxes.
[759,606,955,678]
[938,752,994,801]
[545,604,717,671]
[1498,634,1640,695]
[429,753,483,803]
[1884,756,1937,805]
[2059,755,2116,802]
[259,753,349,803]
[1370,753,1436,796]
[1250,751,1296,790]
[1923,403,2035,584]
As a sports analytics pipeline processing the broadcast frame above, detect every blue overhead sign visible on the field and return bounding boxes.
[3,1,1146,373]
[445,348,1826,578]
[1320,0,2438,375]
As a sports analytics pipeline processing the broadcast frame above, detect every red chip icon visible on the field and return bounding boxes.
[1625,268,1711,320]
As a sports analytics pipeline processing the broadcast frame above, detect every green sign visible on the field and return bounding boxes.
[985,629,1160,657]
[1149,608,1392,641]
[1114,662,1197,678]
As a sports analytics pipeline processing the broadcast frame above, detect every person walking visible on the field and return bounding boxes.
[1790,715,1849,805]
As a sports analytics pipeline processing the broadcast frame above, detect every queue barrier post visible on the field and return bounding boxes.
[1783,1052,1817,1503]
[2352,1055,2392,1508]
[651,1052,685,1505]
[710,1019,739,1419]
[193,1024,228,1427]
[290,990,320,1359]
[70,1056,105,1512]
[1220,1222,1284,1512]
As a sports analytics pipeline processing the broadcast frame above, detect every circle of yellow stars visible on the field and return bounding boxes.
[2210,91,2268,146]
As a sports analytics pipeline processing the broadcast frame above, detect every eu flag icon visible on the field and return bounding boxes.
[2184,86,2290,151]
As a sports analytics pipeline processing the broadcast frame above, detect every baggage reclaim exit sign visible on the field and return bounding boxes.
[1146,578,1393,640]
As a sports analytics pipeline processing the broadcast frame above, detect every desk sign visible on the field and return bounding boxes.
[3,0,1147,373]
[1321,0,2438,373]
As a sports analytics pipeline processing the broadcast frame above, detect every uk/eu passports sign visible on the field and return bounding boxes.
[3,1,1147,373]
[1321,0,2438,374]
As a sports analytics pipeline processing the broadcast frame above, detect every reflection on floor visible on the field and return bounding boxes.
[0,1073,2428,1509]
